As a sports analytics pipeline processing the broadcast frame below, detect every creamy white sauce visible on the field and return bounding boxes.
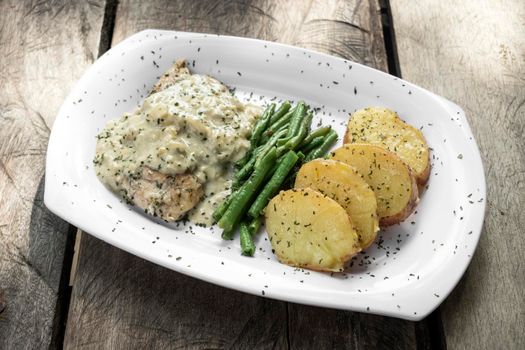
[94,73,260,225]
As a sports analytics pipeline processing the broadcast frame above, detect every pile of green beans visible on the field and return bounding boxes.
[213,101,338,256]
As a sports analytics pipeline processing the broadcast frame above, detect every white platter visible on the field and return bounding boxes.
[45,30,486,320]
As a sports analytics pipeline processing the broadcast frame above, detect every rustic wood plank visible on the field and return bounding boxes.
[110,0,388,72]
[390,1,525,349]
[288,306,418,349]
[0,1,109,348]
[65,233,288,349]
[65,1,420,349]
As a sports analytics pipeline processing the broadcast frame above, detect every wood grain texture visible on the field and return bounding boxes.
[288,306,417,350]
[390,1,525,349]
[0,1,109,348]
[110,0,388,71]
[65,233,288,349]
[64,1,421,349]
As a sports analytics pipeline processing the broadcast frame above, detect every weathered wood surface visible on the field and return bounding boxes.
[110,0,388,71]
[65,233,289,349]
[0,1,109,349]
[391,1,525,349]
[64,1,422,349]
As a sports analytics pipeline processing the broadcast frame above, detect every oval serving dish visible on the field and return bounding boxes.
[45,30,486,320]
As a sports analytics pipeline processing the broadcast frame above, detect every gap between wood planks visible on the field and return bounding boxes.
[52,1,445,349]
[48,0,119,349]
[379,1,446,349]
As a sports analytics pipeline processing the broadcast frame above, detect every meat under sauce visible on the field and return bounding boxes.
[94,60,260,224]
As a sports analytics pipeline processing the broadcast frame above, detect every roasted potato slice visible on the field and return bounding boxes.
[331,143,418,226]
[344,107,430,185]
[265,188,360,272]
[294,159,379,249]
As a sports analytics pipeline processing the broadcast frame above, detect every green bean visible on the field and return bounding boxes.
[236,118,282,170]
[221,211,243,240]
[240,222,256,256]
[255,128,287,167]
[276,136,291,147]
[286,101,306,138]
[304,130,338,162]
[250,104,275,147]
[300,136,324,153]
[236,105,275,168]
[233,157,256,188]
[234,139,274,187]
[221,226,235,240]
[285,112,312,150]
[275,113,312,157]
[275,110,310,147]
[253,104,275,139]
[275,145,287,158]
[266,128,288,148]
[273,122,293,146]
[212,193,235,223]
[248,216,262,235]
[271,106,296,127]
[235,144,277,189]
[234,154,250,169]
[303,111,312,136]
[277,112,304,148]
[280,151,305,190]
[282,155,304,187]
[219,148,277,232]
[262,147,296,181]
[234,145,256,168]
[262,107,296,140]
[263,156,282,182]
[298,126,332,148]
[248,151,300,218]
[304,111,314,132]
[269,101,291,124]
[284,124,306,150]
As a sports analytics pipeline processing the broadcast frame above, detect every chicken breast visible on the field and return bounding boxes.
[126,167,203,221]
[94,59,260,223]
[128,60,202,221]
[150,59,191,94]
[106,60,203,221]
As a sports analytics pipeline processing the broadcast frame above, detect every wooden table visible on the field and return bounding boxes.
[1,1,523,349]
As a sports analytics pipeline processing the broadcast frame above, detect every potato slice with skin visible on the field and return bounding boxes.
[344,107,430,185]
[265,188,360,272]
[294,159,379,249]
[331,143,419,226]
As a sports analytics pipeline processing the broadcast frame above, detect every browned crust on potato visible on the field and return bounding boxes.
[332,143,420,227]
[359,234,379,250]
[378,166,419,227]
[342,126,353,146]
[415,155,431,186]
